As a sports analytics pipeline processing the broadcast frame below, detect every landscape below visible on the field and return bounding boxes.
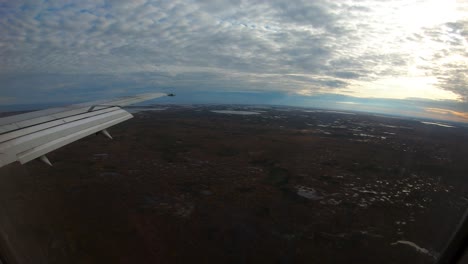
[1,104,467,264]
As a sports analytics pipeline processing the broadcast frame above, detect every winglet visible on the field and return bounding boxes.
[101,129,113,140]
[39,155,53,166]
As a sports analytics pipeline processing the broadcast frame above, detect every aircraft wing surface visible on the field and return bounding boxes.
[0,93,168,167]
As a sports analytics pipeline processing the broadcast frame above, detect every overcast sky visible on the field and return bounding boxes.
[1,0,467,121]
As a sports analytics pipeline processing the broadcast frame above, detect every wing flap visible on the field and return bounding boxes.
[17,113,132,164]
[0,108,132,167]
[0,92,166,134]
[0,107,120,143]
[0,92,170,167]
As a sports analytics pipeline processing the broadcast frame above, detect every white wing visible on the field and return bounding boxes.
[0,93,169,167]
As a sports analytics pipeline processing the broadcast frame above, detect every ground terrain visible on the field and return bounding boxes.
[1,105,468,263]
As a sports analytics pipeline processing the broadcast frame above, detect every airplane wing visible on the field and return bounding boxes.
[0,93,170,168]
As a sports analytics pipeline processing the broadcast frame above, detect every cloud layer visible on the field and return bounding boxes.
[0,0,467,108]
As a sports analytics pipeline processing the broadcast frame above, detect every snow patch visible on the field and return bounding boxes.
[391,240,436,258]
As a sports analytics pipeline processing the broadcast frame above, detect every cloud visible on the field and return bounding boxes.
[0,96,15,105]
[0,0,467,112]
[420,19,468,101]
[425,107,468,121]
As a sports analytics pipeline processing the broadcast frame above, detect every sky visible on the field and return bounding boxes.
[0,0,468,122]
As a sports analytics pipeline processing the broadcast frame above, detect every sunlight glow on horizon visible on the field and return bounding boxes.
[346,76,461,101]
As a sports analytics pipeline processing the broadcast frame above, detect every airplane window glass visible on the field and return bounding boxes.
[1,0,468,263]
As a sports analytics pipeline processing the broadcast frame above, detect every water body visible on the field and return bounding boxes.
[303,110,355,115]
[211,110,260,115]
[421,121,455,128]
[128,107,167,113]
[295,185,322,200]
